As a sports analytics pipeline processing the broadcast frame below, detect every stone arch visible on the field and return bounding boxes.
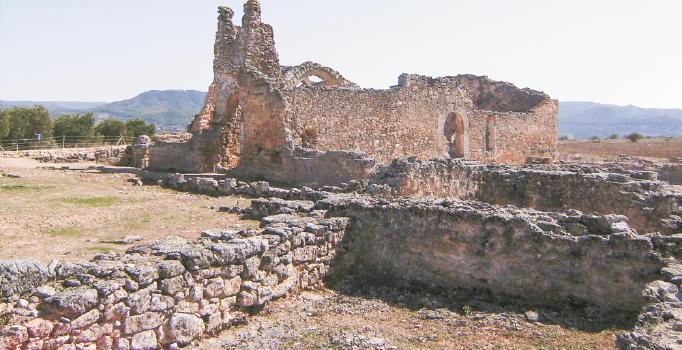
[293,68,342,88]
[444,112,469,159]
[281,62,358,90]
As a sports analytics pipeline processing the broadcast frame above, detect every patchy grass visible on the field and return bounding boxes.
[88,246,119,252]
[124,212,152,230]
[0,184,52,192]
[56,196,125,207]
[44,226,84,237]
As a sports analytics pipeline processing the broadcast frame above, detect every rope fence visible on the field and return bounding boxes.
[0,135,136,151]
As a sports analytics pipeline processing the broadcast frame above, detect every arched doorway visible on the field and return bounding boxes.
[444,112,468,158]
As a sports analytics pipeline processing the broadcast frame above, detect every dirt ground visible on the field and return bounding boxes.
[0,157,255,263]
[193,284,619,350]
[559,138,682,159]
[0,156,623,349]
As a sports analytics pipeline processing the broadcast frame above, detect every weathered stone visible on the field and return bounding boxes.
[0,259,52,298]
[39,288,98,319]
[149,294,174,312]
[242,256,261,279]
[161,313,205,345]
[123,312,165,335]
[204,277,225,298]
[71,309,100,329]
[25,318,54,338]
[93,280,122,297]
[224,276,242,297]
[124,265,159,287]
[155,260,185,279]
[115,337,130,350]
[130,329,157,350]
[643,281,681,303]
[125,288,151,315]
[159,275,186,296]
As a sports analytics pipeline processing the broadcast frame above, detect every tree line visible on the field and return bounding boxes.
[0,105,155,143]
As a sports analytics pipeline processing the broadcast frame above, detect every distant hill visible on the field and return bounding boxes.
[559,102,682,139]
[0,100,107,111]
[88,90,207,132]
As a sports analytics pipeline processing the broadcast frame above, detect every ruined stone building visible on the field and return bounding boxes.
[147,0,558,185]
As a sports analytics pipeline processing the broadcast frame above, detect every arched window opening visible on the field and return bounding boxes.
[486,115,496,152]
[444,112,466,158]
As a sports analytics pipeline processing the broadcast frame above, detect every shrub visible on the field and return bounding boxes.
[625,133,643,142]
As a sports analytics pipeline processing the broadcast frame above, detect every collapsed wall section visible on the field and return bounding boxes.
[454,74,550,113]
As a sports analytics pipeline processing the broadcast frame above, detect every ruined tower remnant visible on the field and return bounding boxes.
[147,0,559,185]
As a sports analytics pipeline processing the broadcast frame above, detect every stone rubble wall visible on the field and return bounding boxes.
[0,147,126,165]
[0,208,348,349]
[370,158,682,234]
[316,196,665,312]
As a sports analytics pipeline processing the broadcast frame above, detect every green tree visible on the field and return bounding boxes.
[609,134,619,139]
[0,108,10,139]
[125,118,155,137]
[53,113,95,137]
[95,118,126,137]
[4,105,53,140]
[625,133,643,142]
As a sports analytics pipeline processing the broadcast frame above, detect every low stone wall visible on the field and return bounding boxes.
[370,158,682,234]
[317,196,664,312]
[0,147,126,164]
[0,212,347,349]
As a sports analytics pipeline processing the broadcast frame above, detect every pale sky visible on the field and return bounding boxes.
[1,0,681,109]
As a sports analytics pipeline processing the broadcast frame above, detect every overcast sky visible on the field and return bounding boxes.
[1,0,680,109]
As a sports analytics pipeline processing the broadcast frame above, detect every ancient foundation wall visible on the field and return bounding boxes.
[319,196,664,312]
[475,166,681,234]
[0,212,347,349]
[371,158,682,234]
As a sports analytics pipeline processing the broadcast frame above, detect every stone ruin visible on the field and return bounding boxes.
[2,1,682,349]
[136,0,558,186]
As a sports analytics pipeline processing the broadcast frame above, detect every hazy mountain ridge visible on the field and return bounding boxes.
[1,90,207,132]
[89,90,206,132]
[560,101,682,139]
[4,93,681,138]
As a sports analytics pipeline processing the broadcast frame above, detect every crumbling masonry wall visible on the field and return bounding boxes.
[144,0,558,185]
